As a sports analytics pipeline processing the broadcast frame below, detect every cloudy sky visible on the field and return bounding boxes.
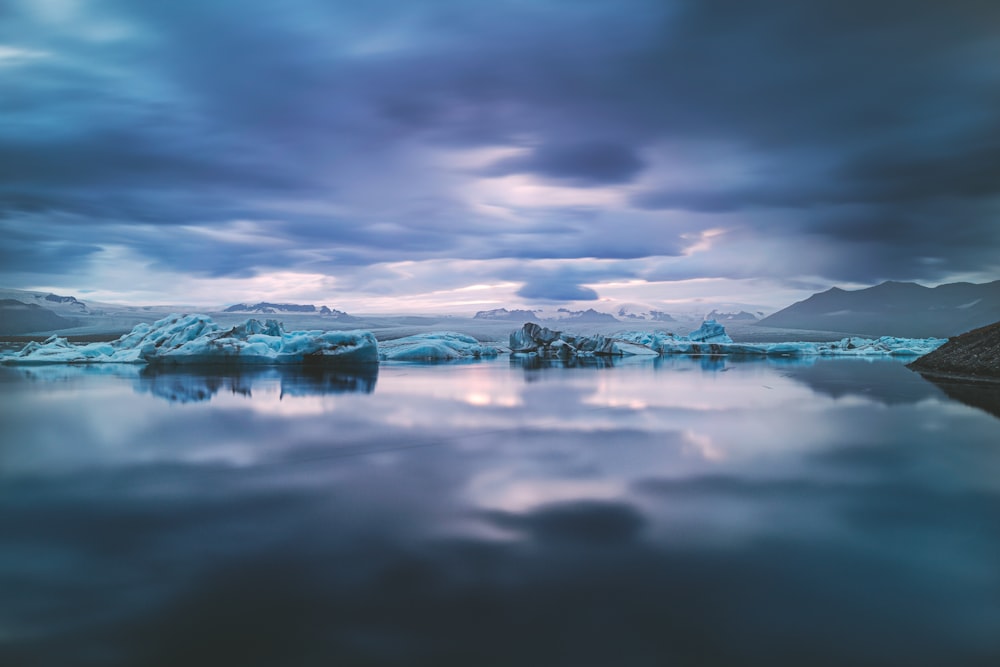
[2,0,998,313]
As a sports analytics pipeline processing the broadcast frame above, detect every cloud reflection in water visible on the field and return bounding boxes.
[0,358,998,666]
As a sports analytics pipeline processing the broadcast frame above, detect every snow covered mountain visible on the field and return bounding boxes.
[473,308,540,321]
[706,309,760,322]
[553,308,619,323]
[616,305,676,322]
[223,302,355,319]
[759,280,1000,337]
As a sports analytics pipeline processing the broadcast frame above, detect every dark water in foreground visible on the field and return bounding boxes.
[1,357,999,667]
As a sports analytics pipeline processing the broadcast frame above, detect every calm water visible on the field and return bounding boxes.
[1,357,999,666]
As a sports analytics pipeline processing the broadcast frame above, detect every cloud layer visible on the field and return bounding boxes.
[1,0,997,309]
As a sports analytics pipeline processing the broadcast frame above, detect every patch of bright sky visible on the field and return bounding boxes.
[44,244,801,313]
[0,45,51,64]
[467,174,627,209]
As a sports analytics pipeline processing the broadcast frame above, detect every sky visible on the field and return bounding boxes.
[1,0,999,314]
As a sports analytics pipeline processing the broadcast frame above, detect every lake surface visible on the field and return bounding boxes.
[1,357,999,666]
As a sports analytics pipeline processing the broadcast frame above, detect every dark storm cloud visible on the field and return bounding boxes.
[486,142,646,185]
[517,280,599,302]
[0,222,103,275]
[505,263,640,302]
[627,0,1000,280]
[1,0,998,289]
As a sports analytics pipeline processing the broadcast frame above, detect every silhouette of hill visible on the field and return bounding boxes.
[0,300,76,334]
[758,281,1000,337]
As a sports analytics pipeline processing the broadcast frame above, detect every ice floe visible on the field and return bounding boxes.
[510,322,661,357]
[511,320,946,359]
[617,331,946,357]
[1,314,378,366]
[1,315,947,368]
[379,332,503,361]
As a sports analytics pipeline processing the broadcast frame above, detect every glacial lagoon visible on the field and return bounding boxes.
[1,356,999,666]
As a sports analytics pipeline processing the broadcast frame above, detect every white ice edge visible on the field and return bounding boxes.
[510,320,947,358]
[1,314,378,366]
[1,316,947,365]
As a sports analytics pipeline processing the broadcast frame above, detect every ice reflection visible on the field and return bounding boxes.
[1,359,999,665]
[134,365,378,403]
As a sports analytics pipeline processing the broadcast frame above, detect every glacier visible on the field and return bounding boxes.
[379,332,504,361]
[1,314,378,366]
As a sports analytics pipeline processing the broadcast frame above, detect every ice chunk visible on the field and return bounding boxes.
[612,326,945,358]
[379,332,503,361]
[1,314,378,366]
[811,336,946,357]
[509,322,658,357]
[687,319,733,344]
[748,337,946,357]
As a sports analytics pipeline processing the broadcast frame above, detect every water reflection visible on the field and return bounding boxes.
[513,354,736,372]
[914,372,1000,419]
[135,365,378,403]
[1,359,999,666]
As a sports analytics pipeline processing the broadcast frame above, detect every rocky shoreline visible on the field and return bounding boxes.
[907,321,1000,380]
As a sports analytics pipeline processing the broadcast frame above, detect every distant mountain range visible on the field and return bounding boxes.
[617,307,676,322]
[223,302,356,320]
[473,308,540,321]
[39,293,88,310]
[474,307,621,323]
[474,306,761,324]
[555,308,619,323]
[706,310,760,322]
[758,280,1000,337]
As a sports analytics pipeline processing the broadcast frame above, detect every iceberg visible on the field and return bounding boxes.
[511,320,946,360]
[687,319,733,344]
[1,314,378,367]
[379,332,504,361]
[509,319,733,358]
[0,314,946,369]
[804,335,947,357]
[510,322,659,357]
[616,321,740,355]
[616,330,946,358]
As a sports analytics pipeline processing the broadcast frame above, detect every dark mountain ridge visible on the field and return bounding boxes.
[0,299,77,334]
[758,280,1000,337]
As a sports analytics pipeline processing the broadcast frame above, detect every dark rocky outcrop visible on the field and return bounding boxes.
[38,293,88,311]
[908,321,1000,380]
